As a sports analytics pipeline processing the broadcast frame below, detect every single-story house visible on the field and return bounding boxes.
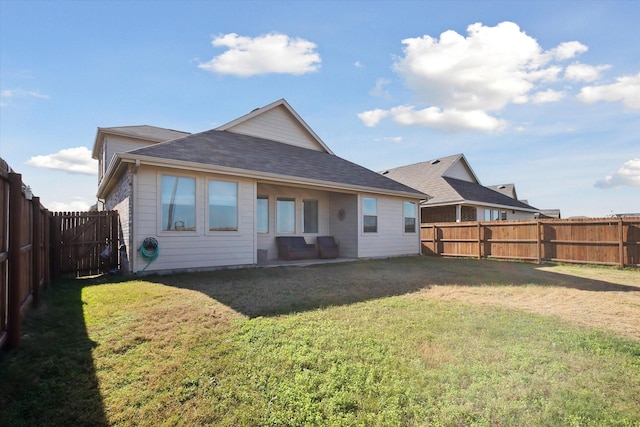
[93,99,428,274]
[381,153,539,223]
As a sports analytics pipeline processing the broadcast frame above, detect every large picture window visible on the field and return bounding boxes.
[257,196,269,233]
[277,198,295,234]
[161,175,196,231]
[404,201,417,233]
[303,199,318,233]
[209,180,238,231]
[363,197,378,233]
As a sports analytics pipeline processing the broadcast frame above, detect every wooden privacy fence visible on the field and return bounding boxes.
[1,162,51,350]
[421,217,640,268]
[1,157,120,350]
[51,211,119,280]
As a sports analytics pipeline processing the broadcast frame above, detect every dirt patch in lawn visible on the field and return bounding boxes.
[415,261,640,341]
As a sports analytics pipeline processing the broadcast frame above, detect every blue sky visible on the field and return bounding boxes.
[1,0,638,217]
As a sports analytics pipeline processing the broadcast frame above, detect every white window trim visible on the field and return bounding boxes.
[257,195,270,235]
[206,178,240,235]
[362,196,378,234]
[157,172,199,236]
[276,197,297,235]
[403,200,418,234]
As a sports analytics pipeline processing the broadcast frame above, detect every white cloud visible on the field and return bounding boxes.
[358,109,390,127]
[548,41,588,61]
[198,32,321,76]
[532,89,565,104]
[595,158,640,188]
[565,63,611,82]
[359,21,623,132]
[369,78,392,100]
[577,72,640,109]
[0,88,50,107]
[354,60,363,68]
[392,21,566,111]
[389,105,507,132]
[27,146,97,175]
[47,197,94,212]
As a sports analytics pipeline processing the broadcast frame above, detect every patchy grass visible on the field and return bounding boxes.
[1,257,639,426]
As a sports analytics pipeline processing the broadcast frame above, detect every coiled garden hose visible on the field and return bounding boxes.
[139,237,159,271]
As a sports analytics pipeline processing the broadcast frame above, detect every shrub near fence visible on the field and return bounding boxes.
[421,217,640,268]
[0,158,51,350]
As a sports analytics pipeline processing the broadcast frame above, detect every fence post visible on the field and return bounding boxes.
[31,196,41,307]
[433,224,439,256]
[43,209,51,289]
[536,220,542,264]
[619,218,624,268]
[8,172,23,349]
[477,222,482,259]
[51,214,61,280]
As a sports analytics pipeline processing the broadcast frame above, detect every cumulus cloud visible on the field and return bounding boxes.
[564,63,611,82]
[358,109,390,127]
[357,21,626,132]
[577,72,640,109]
[389,105,507,132]
[595,158,640,188]
[391,22,568,111]
[47,197,94,212]
[27,147,97,175]
[532,89,565,104]
[198,32,321,76]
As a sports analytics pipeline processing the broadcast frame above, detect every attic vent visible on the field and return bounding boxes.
[381,170,389,175]
[430,159,440,165]
[498,185,506,189]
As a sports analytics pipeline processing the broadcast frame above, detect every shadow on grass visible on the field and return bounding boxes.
[0,280,108,426]
[146,256,639,318]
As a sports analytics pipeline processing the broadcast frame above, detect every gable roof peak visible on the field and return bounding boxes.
[215,98,334,154]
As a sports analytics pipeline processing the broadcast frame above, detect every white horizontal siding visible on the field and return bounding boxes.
[104,135,155,174]
[444,160,475,182]
[132,165,256,273]
[357,195,421,258]
[226,106,324,152]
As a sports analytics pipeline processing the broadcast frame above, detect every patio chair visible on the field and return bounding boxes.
[317,236,339,259]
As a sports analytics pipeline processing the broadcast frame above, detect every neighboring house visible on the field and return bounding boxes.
[488,184,562,219]
[93,99,428,274]
[381,153,539,223]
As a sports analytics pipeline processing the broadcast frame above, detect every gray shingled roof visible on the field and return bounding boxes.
[127,129,426,197]
[101,125,190,142]
[445,177,538,210]
[382,154,538,210]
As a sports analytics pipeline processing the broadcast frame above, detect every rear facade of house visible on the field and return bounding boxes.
[94,100,427,274]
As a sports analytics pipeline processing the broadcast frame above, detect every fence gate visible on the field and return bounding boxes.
[51,211,119,279]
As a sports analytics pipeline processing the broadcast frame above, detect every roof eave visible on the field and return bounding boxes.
[116,153,427,200]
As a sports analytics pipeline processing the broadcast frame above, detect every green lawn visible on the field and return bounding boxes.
[1,257,639,426]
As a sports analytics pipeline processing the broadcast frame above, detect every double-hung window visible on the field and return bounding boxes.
[363,197,378,233]
[161,175,196,231]
[404,201,417,233]
[277,198,296,234]
[209,180,238,231]
[257,196,269,233]
[303,199,318,233]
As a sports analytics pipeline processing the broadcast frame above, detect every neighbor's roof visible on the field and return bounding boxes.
[487,183,517,199]
[382,154,537,211]
[92,125,190,159]
[116,129,428,198]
